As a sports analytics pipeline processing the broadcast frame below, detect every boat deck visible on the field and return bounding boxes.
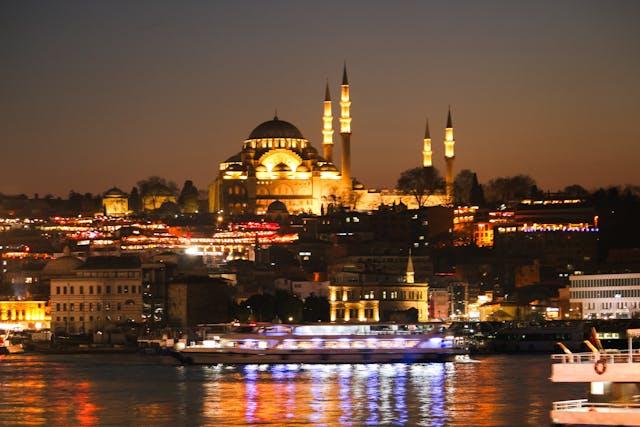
[551,399,640,426]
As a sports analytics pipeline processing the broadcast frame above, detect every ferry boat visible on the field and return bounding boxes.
[550,328,640,426]
[173,323,468,365]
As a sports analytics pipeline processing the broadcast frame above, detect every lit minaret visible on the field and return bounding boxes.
[444,106,455,202]
[340,63,352,186]
[322,80,334,162]
[406,249,415,284]
[422,117,432,168]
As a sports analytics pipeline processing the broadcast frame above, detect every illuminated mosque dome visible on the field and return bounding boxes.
[248,116,304,140]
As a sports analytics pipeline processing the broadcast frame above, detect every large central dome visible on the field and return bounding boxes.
[248,116,305,140]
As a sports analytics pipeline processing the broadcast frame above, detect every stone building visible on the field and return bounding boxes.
[50,256,143,334]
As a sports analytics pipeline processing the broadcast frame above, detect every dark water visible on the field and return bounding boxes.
[0,354,584,426]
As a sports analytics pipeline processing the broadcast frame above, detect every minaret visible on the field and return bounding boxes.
[422,118,432,168]
[406,249,415,284]
[340,63,352,187]
[322,80,334,162]
[444,106,455,203]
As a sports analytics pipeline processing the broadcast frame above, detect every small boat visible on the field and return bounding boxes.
[173,323,468,365]
[0,332,25,355]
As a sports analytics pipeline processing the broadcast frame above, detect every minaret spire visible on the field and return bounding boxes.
[423,117,432,168]
[322,80,334,162]
[406,248,415,284]
[444,106,456,203]
[340,63,352,187]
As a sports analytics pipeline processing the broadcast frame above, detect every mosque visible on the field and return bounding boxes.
[208,65,456,216]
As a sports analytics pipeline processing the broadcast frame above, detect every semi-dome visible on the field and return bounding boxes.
[267,200,288,213]
[248,116,305,140]
[273,162,291,172]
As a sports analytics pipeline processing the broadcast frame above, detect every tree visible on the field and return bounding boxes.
[128,187,141,213]
[396,167,444,207]
[563,184,589,198]
[303,295,330,322]
[454,169,486,206]
[137,176,178,195]
[178,180,199,214]
[274,290,304,323]
[484,175,538,204]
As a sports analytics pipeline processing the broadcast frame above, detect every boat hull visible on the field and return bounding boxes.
[175,348,464,365]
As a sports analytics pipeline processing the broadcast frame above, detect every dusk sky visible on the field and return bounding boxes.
[2,0,639,196]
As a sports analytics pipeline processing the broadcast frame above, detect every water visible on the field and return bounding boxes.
[0,354,584,426]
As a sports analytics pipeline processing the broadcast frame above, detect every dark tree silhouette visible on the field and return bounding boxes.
[397,167,444,207]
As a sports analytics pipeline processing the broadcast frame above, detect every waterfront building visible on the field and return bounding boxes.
[101,187,129,217]
[209,64,452,216]
[50,256,143,334]
[329,252,429,322]
[569,273,640,319]
[0,299,49,330]
[428,288,449,320]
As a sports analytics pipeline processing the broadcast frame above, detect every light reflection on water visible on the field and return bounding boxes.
[0,354,583,426]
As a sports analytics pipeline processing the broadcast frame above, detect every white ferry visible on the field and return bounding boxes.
[173,323,468,365]
[551,328,640,426]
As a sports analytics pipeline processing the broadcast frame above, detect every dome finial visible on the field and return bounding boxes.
[447,105,453,128]
[274,108,278,120]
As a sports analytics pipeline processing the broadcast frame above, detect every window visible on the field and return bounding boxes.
[56,303,60,311]
[89,303,93,311]
[63,303,67,311]
[117,286,122,294]
[89,286,94,295]
[79,303,84,312]
[117,303,122,311]
[132,286,136,294]
[79,286,84,295]
[70,303,75,312]
[70,286,74,295]
[106,286,111,294]
[56,286,61,295]
[97,303,101,311]
[97,286,102,294]
[105,303,110,311]
[124,285,128,294]
[63,287,67,295]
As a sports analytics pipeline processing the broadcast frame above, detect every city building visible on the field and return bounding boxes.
[209,65,453,216]
[329,253,429,322]
[102,187,129,217]
[0,300,49,330]
[50,256,143,334]
[569,273,640,319]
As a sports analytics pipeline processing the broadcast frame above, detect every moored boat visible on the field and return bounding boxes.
[550,328,640,426]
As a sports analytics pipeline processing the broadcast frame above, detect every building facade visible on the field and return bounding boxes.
[569,273,640,319]
[50,256,143,334]
[329,254,429,322]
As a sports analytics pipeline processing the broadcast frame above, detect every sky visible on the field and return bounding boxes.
[1,0,639,197]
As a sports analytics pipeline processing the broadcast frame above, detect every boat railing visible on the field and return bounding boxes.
[553,399,640,411]
[552,349,640,364]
